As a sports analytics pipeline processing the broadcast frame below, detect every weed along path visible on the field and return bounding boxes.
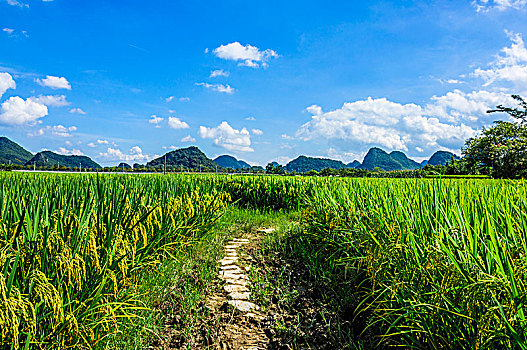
[209,228,275,350]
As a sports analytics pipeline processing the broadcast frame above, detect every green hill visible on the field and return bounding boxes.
[427,151,460,166]
[286,155,348,172]
[0,137,33,165]
[146,146,217,170]
[214,155,251,169]
[26,151,101,169]
[347,160,361,168]
[359,148,421,171]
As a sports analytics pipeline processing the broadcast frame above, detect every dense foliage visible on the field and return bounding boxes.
[460,95,527,178]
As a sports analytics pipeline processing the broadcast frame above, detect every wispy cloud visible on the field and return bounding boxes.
[195,82,234,94]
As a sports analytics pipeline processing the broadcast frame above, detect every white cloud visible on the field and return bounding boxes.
[97,139,109,144]
[168,116,190,129]
[149,115,163,125]
[472,31,527,90]
[213,42,278,68]
[5,0,28,8]
[245,116,256,121]
[69,107,86,114]
[87,142,96,148]
[181,135,196,142]
[162,145,178,150]
[252,128,263,135]
[0,73,16,98]
[296,96,480,154]
[165,96,174,102]
[210,69,230,78]
[99,146,151,162]
[30,125,77,138]
[30,95,70,107]
[306,104,323,116]
[473,0,527,11]
[36,75,71,90]
[0,96,48,125]
[425,89,514,123]
[195,82,234,94]
[2,28,28,37]
[179,97,190,102]
[58,147,84,156]
[199,121,253,152]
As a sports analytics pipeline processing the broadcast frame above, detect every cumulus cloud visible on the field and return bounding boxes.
[245,116,256,121]
[251,128,263,135]
[210,69,230,78]
[36,75,71,90]
[30,95,70,107]
[473,0,527,11]
[295,95,484,153]
[0,72,16,98]
[181,135,196,142]
[472,31,527,90]
[165,96,174,102]
[0,96,48,125]
[29,125,77,137]
[306,104,323,116]
[69,108,86,114]
[87,142,96,148]
[213,42,278,68]
[2,28,14,35]
[168,116,190,129]
[97,139,109,144]
[199,121,253,152]
[195,82,234,94]
[99,146,151,162]
[179,97,190,102]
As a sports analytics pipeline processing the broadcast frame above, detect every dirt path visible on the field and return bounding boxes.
[204,228,274,350]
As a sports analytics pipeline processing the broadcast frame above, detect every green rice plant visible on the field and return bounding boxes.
[299,178,527,348]
[0,173,229,348]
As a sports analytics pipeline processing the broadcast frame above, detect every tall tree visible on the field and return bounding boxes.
[463,95,527,178]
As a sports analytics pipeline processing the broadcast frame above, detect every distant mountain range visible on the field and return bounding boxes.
[26,150,102,169]
[0,136,459,172]
[214,155,251,169]
[284,148,458,172]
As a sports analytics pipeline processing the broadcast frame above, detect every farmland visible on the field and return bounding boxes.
[1,173,526,348]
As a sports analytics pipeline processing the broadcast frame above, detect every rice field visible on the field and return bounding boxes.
[1,173,526,348]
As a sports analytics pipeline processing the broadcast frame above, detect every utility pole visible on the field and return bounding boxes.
[79,163,81,173]
[33,161,36,171]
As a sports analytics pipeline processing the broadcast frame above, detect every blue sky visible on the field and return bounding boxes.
[1,0,527,166]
